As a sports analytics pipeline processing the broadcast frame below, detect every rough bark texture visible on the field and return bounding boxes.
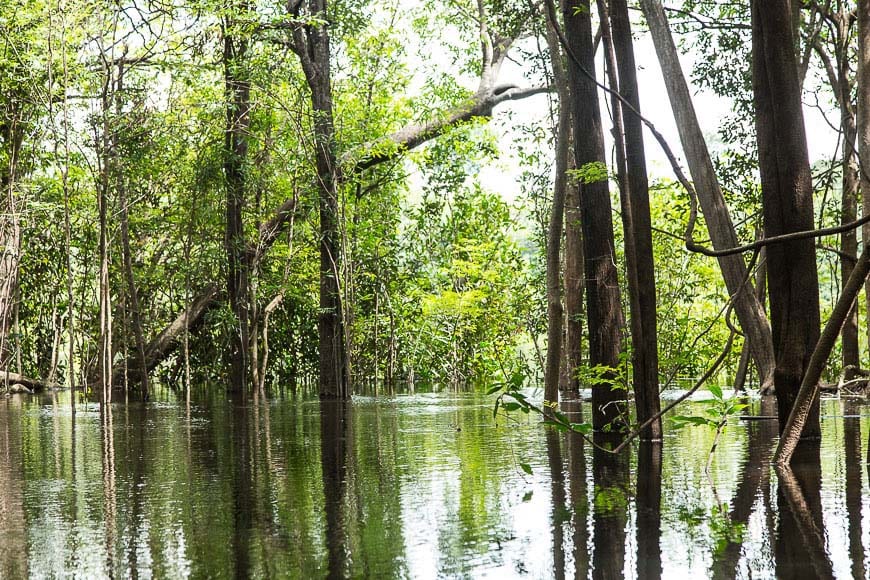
[543,7,571,406]
[609,0,661,441]
[752,0,822,440]
[640,0,776,394]
[564,0,626,430]
[223,7,253,389]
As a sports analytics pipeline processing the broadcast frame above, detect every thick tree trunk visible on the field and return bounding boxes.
[773,243,869,465]
[223,7,253,390]
[752,0,822,440]
[640,0,776,394]
[543,6,571,406]
[608,0,661,441]
[565,0,626,430]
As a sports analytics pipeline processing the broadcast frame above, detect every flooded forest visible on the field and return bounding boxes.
[4,0,870,578]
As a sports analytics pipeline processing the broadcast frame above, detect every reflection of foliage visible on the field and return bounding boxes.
[593,485,628,515]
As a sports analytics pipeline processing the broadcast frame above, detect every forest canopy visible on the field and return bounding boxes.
[1,0,868,456]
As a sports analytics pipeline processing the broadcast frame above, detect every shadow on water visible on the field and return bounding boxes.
[775,442,833,580]
[592,431,628,580]
[320,400,350,580]
[636,441,662,580]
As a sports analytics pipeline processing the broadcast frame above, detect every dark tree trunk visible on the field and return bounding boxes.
[608,0,661,441]
[293,0,348,399]
[640,0,776,393]
[751,0,821,438]
[564,0,626,430]
[223,6,253,390]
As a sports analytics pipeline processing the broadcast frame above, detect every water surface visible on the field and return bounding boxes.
[0,389,867,578]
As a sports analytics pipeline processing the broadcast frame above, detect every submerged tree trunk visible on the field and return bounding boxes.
[564,0,626,430]
[223,5,253,390]
[640,0,776,394]
[608,0,661,441]
[752,0,822,439]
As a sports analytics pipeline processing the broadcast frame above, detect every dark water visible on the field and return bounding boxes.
[0,389,867,579]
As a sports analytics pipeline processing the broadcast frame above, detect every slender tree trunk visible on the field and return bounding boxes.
[114,62,150,399]
[859,0,870,363]
[608,0,661,441]
[640,0,776,394]
[752,0,822,439]
[840,103,860,379]
[223,5,253,391]
[564,0,626,430]
[293,0,348,399]
[734,250,767,392]
[543,5,571,406]
[0,119,22,373]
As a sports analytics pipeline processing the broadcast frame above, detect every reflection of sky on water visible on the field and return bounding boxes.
[0,390,866,578]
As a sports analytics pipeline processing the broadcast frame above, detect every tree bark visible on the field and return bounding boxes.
[565,0,626,431]
[752,0,822,440]
[223,5,253,390]
[292,0,348,399]
[543,4,571,406]
[859,0,870,362]
[0,144,21,372]
[773,243,869,465]
[639,0,776,394]
[608,0,661,441]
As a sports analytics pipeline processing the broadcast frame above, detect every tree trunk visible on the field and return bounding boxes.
[773,243,869,464]
[640,0,776,394]
[840,93,860,380]
[859,0,870,363]
[223,5,253,391]
[752,0,822,440]
[564,0,626,431]
[293,0,348,399]
[543,4,571,406]
[608,0,661,441]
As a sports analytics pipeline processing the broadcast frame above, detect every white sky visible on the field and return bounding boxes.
[478,31,840,205]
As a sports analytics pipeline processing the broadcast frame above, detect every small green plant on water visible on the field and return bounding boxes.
[487,369,593,475]
[670,384,748,471]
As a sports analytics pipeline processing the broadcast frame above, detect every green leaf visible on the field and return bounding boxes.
[522,491,534,502]
[709,384,723,400]
[671,415,713,427]
[519,462,533,476]
[502,402,521,412]
[570,422,593,435]
[543,419,569,432]
[486,385,502,395]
